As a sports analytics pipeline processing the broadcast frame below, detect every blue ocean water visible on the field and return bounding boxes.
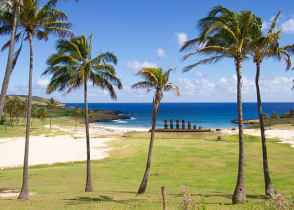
[65,103,294,129]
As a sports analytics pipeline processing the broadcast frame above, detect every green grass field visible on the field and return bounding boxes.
[0,131,294,209]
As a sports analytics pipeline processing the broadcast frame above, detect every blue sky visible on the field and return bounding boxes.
[1,0,294,102]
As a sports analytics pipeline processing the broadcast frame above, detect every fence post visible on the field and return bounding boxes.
[161,186,167,210]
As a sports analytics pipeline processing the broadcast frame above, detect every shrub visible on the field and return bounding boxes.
[280,113,290,118]
[263,113,268,119]
[271,112,279,119]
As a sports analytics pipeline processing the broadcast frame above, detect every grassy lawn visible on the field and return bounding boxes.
[0,131,294,209]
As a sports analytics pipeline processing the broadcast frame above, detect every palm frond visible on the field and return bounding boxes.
[183,55,224,72]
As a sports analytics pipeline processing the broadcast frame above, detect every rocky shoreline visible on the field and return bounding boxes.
[90,110,131,123]
[230,119,259,125]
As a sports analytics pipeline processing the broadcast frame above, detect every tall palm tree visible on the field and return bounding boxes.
[0,0,78,124]
[0,0,74,199]
[46,97,58,131]
[132,67,180,194]
[43,34,122,192]
[249,11,291,198]
[180,5,261,204]
[0,0,22,120]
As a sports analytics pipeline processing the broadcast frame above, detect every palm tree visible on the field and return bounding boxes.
[180,5,260,204]
[132,67,180,194]
[0,0,78,124]
[46,97,58,131]
[249,11,291,198]
[0,0,23,120]
[0,0,74,200]
[43,34,122,192]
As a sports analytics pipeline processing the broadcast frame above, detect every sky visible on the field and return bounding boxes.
[1,0,294,103]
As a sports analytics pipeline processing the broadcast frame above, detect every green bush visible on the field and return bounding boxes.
[271,112,279,119]
[263,113,268,119]
[280,112,290,118]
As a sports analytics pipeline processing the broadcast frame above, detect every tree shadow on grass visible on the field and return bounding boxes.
[64,196,143,206]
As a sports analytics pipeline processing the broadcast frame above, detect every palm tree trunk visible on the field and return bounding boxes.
[0,1,21,119]
[255,62,276,198]
[232,58,247,204]
[4,105,7,134]
[84,81,93,192]
[18,31,33,200]
[75,117,77,132]
[138,91,161,194]
[50,113,52,131]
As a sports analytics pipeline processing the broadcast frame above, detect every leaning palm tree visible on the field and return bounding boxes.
[249,11,291,198]
[132,67,180,194]
[46,97,58,131]
[43,34,122,192]
[180,5,261,204]
[0,0,74,200]
[0,0,22,120]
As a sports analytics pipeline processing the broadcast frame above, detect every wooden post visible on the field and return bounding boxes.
[176,120,180,129]
[170,119,173,129]
[182,119,186,129]
[188,122,191,129]
[161,186,167,210]
[164,119,168,129]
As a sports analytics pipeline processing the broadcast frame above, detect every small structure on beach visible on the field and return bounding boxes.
[156,119,211,132]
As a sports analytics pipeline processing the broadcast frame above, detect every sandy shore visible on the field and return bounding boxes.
[222,128,294,148]
[0,124,128,169]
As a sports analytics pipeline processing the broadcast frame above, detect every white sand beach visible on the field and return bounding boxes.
[0,124,123,169]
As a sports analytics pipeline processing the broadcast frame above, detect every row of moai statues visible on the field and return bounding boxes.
[164,119,202,129]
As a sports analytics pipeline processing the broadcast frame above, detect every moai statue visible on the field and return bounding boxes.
[182,119,186,129]
[176,120,180,129]
[193,125,197,129]
[170,119,173,129]
[199,126,202,130]
[164,119,168,129]
[188,122,191,129]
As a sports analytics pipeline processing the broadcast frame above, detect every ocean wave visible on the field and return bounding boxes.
[129,117,137,120]
[113,120,127,124]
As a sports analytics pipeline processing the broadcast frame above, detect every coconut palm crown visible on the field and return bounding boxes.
[44,34,122,98]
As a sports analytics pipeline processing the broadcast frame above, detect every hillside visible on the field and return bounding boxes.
[7,95,65,107]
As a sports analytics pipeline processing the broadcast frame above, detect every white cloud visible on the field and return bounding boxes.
[124,60,157,72]
[281,18,294,33]
[175,75,294,101]
[195,71,203,77]
[262,21,270,31]
[175,32,187,47]
[157,48,166,58]
[37,79,50,87]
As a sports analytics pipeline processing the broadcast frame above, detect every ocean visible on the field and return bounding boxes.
[65,103,294,129]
